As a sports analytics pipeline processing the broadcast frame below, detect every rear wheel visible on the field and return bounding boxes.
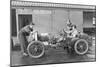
[27,41,44,58]
[74,39,88,55]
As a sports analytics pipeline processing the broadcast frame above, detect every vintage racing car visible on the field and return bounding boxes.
[25,29,92,58]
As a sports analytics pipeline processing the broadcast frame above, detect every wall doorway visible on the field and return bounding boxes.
[18,14,32,31]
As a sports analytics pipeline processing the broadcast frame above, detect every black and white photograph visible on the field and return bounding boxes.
[10,0,96,67]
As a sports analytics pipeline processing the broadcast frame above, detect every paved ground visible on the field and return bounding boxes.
[11,45,95,66]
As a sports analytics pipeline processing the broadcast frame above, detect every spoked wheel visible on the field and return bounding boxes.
[27,41,44,58]
[74,39,88,55]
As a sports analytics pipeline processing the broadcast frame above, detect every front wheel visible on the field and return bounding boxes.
[27,41,45,58]
[74,39,88,55]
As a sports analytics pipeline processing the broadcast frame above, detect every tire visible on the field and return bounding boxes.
[27,41,45,58]
[74,39,88,55]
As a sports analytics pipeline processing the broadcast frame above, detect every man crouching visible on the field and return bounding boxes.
[18,22,35,56]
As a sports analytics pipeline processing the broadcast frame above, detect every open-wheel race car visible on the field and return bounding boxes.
[26,29,92,58]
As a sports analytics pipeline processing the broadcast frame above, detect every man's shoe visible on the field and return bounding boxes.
[23,52,28,56]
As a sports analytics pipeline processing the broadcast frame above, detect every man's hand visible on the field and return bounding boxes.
[27,32,34,42]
